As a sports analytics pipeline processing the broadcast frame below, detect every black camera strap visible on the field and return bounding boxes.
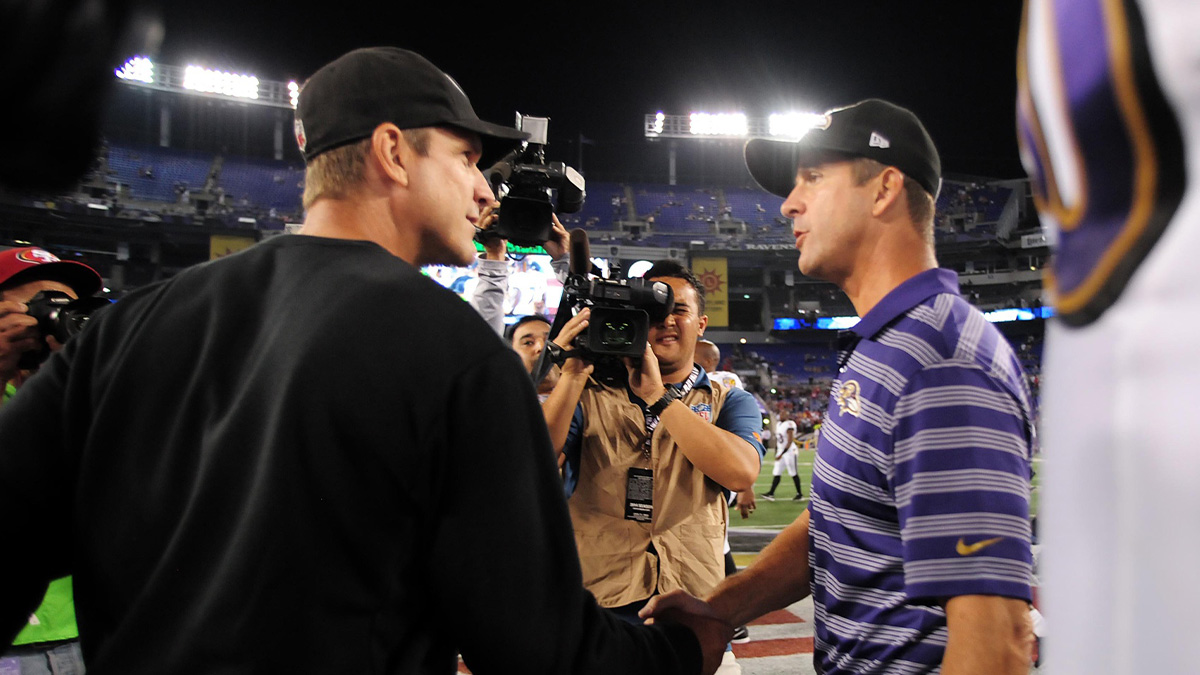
[531,283,579,387]
[640,365,701,459]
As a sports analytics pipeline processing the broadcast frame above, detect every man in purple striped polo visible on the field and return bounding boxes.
[644,99,1036,674]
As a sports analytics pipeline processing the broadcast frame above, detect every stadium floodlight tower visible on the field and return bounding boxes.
[113,56,301,159]
[643,110,828,185]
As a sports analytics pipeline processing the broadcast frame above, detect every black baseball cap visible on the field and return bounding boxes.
[744,99,941,199]
[293,47,529,166]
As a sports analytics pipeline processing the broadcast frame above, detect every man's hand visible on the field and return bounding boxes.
[550,308,594,379]
[0,301,38,385]
[543,213,569,259]
[623,342,666,405]
[639,591,734,675]
[736,490,756,519]
[477,201,507,261]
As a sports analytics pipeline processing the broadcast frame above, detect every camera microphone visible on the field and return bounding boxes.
[569,228,591,277]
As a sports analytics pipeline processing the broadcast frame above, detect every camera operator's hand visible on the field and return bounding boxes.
[543,308,593,463]
[624,342,667,405]
[0,300,39,384]
[477,200,506,261]
[543,213,569,260]
[550,308,593,378]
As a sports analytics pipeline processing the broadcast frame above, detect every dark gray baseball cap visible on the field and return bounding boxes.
[744,99,941,199]
[293,47,529,166]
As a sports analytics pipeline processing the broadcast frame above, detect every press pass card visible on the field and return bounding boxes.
[624,467,653,522]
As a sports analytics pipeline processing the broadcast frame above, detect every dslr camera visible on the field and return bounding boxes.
[482,114,585,247]
[17,290,112,368]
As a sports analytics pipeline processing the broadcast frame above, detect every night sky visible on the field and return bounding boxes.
[155,1,1028,179]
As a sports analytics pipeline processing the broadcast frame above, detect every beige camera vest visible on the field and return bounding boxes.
[568,377,731,608]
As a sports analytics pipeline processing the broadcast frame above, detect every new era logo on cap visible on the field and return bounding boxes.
[869,132,890,149]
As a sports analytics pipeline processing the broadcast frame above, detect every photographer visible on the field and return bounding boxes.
[0,246,102,674]
[545,261,764,635]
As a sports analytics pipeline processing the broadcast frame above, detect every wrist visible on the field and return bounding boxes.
[559,369,591,384]
[646,388,679,416]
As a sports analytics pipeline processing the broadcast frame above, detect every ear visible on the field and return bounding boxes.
[371,123,409,187]
[696,313,709,337]
[871,166,906,217]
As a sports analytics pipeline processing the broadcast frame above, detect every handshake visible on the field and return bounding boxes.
[640,591,736,675]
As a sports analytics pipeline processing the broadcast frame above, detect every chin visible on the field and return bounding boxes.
[651,347,679,367]
[439,247,475,269]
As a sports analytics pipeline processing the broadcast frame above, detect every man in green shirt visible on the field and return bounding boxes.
[0,246,102,674]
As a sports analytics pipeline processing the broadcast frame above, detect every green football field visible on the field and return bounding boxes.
[729,448,1044,530]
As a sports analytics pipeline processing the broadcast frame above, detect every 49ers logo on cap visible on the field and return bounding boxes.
[16,248,60,265]
[294,118,307,153]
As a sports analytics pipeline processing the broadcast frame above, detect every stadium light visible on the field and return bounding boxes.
[288,81,299,109]
[652,112,665,135]
[115,56,154,84]
[184,65,260,100]
[689,112,748,137]
[769,112,827,139]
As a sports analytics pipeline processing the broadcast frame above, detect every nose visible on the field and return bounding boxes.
[781,185,805,220]
[473,167,494,210]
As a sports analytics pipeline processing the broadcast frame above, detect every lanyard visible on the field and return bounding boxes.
[640,365,701,459]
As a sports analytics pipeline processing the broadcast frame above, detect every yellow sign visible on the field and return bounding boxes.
[209,235,256,260]
[691,257,729,327]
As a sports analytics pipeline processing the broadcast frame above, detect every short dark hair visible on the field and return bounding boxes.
[642,260,705,315]
[849,157,935,243]
[504,313,551,344]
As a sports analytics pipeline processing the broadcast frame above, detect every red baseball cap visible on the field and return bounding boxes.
[0,247,103,297]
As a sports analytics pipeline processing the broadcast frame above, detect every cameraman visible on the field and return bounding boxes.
[470,205,569,336]
[545,260,764,629]
[0,246,102,674]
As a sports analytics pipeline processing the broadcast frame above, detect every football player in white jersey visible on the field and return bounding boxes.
[761,414,803,502]
[1019,0,1200,672]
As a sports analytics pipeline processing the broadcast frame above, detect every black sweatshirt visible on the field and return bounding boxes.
[0,235,700,674]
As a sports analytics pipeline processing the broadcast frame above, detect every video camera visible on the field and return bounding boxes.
[544,229,674,385]
[481,114,585,247]
[17,290,112,369]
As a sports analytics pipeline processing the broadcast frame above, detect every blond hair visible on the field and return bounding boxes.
[301,128,431,209]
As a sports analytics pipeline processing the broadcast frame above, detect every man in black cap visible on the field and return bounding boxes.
[0,47,728,675]
[644,99,1036,674]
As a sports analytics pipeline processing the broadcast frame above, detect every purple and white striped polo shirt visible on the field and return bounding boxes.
[809,268,1034,674]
